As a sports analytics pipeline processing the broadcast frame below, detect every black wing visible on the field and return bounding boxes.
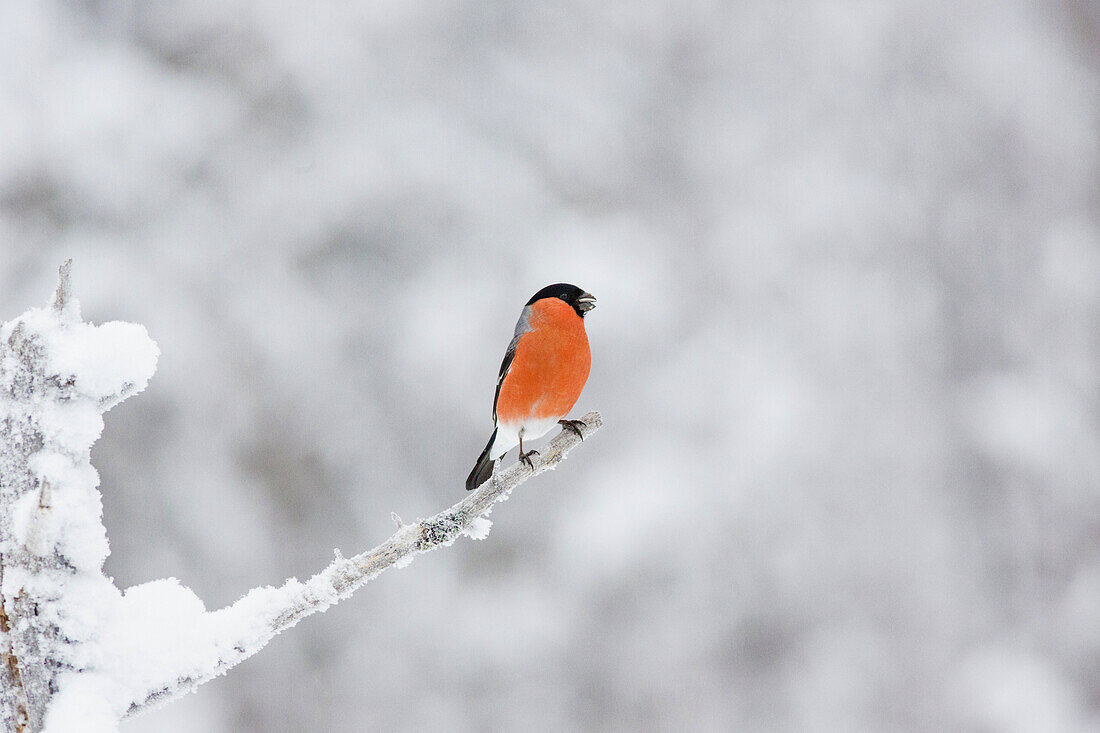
[492,307,532,422]
[492,336,518,422]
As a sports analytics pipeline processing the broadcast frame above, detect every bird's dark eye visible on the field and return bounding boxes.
[559,293,568,300]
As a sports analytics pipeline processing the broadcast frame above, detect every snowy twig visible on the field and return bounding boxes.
[50,260,71,314]
[125,410,602,717]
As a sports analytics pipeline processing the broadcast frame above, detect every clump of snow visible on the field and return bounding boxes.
[43,674,118,733]
[462,516,493,540]
[101,580,208,673]
[94,578,213,707]
[45,317,159,403]
[40,576,315,722]
[97,579,267,709]
[8,303,159,407]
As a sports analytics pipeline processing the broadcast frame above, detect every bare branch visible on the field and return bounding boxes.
[125,411,603,718]
[50,260,72,314]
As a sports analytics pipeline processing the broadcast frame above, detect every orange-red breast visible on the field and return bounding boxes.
[466,284,596,490]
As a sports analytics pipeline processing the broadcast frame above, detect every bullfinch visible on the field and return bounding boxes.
[466,283,596,490]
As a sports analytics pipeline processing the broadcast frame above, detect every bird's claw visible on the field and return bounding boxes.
[519,450,540,469]
[558,419,587,439]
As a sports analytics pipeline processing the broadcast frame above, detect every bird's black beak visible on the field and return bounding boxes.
[576,292,597,312]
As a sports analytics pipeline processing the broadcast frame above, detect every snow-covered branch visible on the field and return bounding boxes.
[125,408,601,718]
[0,263,603,732]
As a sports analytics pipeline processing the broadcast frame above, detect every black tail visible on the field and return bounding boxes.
[466,429,497,491]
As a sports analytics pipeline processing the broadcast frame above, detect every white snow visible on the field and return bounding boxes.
[44,319,159,403]
[462,516,493,541]
[35,570,320,729]
[88,577,307,713]
[43,674,118,733]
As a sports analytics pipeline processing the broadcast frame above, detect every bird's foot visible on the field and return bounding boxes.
[519,449,540,469]
[558,419,587,439]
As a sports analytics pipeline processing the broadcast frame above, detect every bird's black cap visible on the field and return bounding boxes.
[526,283,597,317]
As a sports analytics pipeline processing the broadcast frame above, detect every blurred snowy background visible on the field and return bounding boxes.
[2,0,1099,730]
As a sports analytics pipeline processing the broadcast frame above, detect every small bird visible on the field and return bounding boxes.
[466,283,596,490]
